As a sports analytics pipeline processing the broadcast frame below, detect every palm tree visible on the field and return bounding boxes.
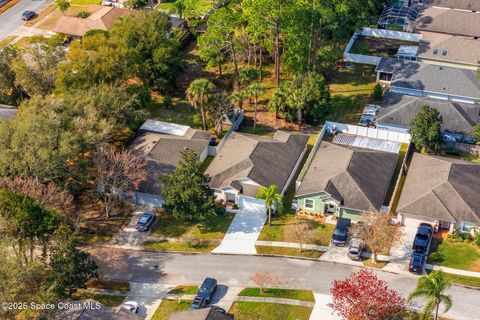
[55,0,70,15]
[245,81,265,133]
[186,78,215,131]
[256,184,281,226]
[407,271,452,320]
[230,90,245,110]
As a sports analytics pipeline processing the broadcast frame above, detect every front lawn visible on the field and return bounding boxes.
[86,279,130,292]
[71,292,125,307]
[229,302,313,320]
[151,299,191,320]
[144,239,219,252]
[168,285,198,295]
[255,246,323,259]
[258,214,335,247]
[428,238,480,271]
[150,209,233,239]
[76,233,112,245]
[238,288,315,302]
[442,273,480,288]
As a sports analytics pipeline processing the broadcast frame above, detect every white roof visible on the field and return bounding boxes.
[139,120,190,136]
[397,45,419,57]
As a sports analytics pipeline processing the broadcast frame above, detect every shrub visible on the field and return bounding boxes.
[162,95,173,109]
[447,230,472,243]
[77,11,89,18]
[371,83,383,101]
[473,229,480,246]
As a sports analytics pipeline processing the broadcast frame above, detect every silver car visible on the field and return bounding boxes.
[348,238,364,260]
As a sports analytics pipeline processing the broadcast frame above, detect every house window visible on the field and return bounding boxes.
[462,222,476,232]
[305,199,315,210]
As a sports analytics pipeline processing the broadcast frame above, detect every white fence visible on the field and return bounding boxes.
[325,121,411,143]
[344,53,382,65]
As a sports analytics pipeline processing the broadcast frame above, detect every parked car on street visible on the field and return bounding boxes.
[348,237,364,260]
[135,211,155,231]
[121,301,139,313]
[331,218,351,246]
[412,223,433,254]
[409,252,426,274]
[190,277,218,310]
[21,11,35,21]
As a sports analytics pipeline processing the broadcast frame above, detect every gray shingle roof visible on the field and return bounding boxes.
[54,299,142,320]
[397,153,480,223]
[376,58,480,100]
[130,126,210,195]
[416,6,480,37]
[379,92,480,134]
[296,142,398,212]
[424,0,480,11]
[418,33,480,66]
[205,131,309,193]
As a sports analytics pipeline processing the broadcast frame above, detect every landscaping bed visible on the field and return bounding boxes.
[151,299,191,320]
[229,301,313,320]
[255,246,323,259]
[238,288,315,302]
[428,238,480,271]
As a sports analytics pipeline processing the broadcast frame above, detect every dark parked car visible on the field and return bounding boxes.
[412,223,433,254]
[135,211,155,231]
[332,218,351,246]
[21,11,35,21]
[409,252,426,274]
[190,278,218,310]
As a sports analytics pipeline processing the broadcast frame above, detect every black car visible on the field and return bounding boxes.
[190,278,218,310]
[135,211,155,231]
[412,223,433,254]
[409,252,426,274]
[331,218,351,246]
[21,11,35,21]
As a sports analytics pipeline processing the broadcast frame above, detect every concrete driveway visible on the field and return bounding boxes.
[0,0,52,40]
[212,209,266,254]
[124,282,173,319]
[109,209,154,250]
[309,293,339,320]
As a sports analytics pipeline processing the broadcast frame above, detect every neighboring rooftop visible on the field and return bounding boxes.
[416,6,480,37]
[130,120,211,195]
[296,142,398,212]
[53,299,142,320]
[0,104,17,120]
[375,57,480,100]
[169,307,233,320]
[418,32,480,67]
[423,0,480,11]
[205,131,309,196]
[53,5,136,37]
[397,153,480,223]
[379,92,480,134]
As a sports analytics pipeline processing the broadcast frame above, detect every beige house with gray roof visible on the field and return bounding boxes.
[397,153,480,232]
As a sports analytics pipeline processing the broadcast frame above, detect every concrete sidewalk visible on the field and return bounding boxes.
[309,293,340,320]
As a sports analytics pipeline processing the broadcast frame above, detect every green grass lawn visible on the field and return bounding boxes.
[144,239,219,252]
[199,155,214,172]
[238,288,315,302]
[147,97,199,129]
[442,273,480,288]
[362,257,387,269]
[69,0,101,5]
[229,302,313,320]
[72,292,125,307]
[150,210,232,239]
[76,233,112,245]
[151,299,191,320]
[255,246,323,259]
[383,143,409,206]
[258,214,335,246]
[168,285,198,295]
[87,279,130,292]
[157,0,213,16]
[237,123,276,137]
[428,238,480,271]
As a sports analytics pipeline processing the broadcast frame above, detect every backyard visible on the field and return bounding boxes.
[350,35,418,58]
[428,238,480,271]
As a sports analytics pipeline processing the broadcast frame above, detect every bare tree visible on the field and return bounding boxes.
[250,271,284,293]
[206,93,234,137]
[291,219,312,252]
[93,146,146,218]
[352,212,401,264]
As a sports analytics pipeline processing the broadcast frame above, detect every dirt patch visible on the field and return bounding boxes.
[242,109,307,132]
[469,260,480,272]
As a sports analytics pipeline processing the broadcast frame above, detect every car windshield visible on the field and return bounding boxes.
[349,250,358,255]
[416,234,428,240]
[139,216,149,223]
[333,229,346,236]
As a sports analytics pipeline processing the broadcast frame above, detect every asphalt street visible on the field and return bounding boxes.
[0,0,51,40]
[89,247,480,320]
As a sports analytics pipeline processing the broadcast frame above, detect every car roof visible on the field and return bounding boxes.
[201,278,216,286]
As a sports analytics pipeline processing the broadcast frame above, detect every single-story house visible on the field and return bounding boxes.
[416,6,480,38]
[420,0,480,12]
[205,131,309,211]
[53,299,142,320]
[377,92,480,137]
[53,5,136,37]
[397,153,480,232]
[130,120,211,207]
[295,141,398,221]
[0,104,17,121]
[169,307,232,320]
[375,57,480,104]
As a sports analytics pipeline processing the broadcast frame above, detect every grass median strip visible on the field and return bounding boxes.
[238,288,315,302]
[229,301,313,320]
[255,246,323,259]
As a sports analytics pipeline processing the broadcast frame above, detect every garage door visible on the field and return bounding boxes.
[401,214,434,228]
[238,196,266,213]
[134,192,164,208]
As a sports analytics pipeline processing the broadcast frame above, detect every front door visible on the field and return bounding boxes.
[439,220,451,230]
